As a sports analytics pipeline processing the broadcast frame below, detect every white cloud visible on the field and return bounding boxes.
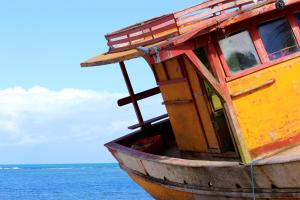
[0,86,128,145]
[0,86,166,163]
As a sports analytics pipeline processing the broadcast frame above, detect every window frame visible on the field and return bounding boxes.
[218,29,262,74]
[193,37,225,113]
[215,7,300,81]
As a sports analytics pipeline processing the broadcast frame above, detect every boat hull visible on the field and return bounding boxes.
[105,121,300,199]
[126,167,300,200]
[113,149,300,200]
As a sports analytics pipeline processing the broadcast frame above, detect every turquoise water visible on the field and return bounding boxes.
[0,163,152,200]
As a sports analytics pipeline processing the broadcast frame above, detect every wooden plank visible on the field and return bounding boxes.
[128,114,168,130]
[118,87,161,107]
[159,83,209,152]
[177,0,274,35]
[106,14,176,39]
[185,51,226,101]
[162,99,193,105]
[109,32,178,53]
[108,23,178,46]
[119,62,144,127]
[249,25,269,64]
[157,78,187,86]
[231,79,275,99]
[165,58,184,80]
[183,56,220,150]
[154,63,168,82]
[177,0,254,26]
[174,0,227,18]
[158,57,209,152]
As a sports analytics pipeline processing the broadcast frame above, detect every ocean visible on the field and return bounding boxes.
[0,163,152,200]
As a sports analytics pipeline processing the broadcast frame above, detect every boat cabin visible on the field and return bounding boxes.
[82,0,300,164]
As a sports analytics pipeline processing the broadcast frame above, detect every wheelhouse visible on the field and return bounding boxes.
[82,0,300,164]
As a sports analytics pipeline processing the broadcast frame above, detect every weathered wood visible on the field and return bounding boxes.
[185,51,226,101]
[106,126,300,199]
[128,114,168,130]
[119,62,144,127]
[230,79,275,99]
[182,56,220,150]
[104,0,276,53]
[118,87,161,107]
[157,58,209,152]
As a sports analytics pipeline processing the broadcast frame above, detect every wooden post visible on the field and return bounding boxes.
[119,61,144,127]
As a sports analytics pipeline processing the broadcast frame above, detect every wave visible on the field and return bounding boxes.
[0,167,21,170]
[0,164,118,171]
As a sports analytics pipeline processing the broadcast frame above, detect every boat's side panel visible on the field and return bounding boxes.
[227,56,300,159]
[184,57,220,150]
[153,56,223,152]
[153,57,210,152]
[107,144,300,198]
[128,170,300,200]
[129,173,195,200]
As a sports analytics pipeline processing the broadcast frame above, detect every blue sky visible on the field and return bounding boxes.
[0,0,200,164]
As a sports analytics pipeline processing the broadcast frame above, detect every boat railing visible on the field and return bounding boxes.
[105,14,179,52]
[105,0,269,52]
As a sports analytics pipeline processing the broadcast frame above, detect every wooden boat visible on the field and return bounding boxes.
[81,0,300,199]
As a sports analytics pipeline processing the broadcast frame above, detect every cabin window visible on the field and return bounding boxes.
[257,18,299,61]
[194,47,222,111]
[295,12,300,26]
[219,30,261,74]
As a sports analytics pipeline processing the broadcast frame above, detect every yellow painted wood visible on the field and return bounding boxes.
[154,57,211,152]
[154,63,168,81]
[227,57,300,158]
[80,41,166,67]
[165,59,184,79]
[184,57,220,150]
[129,173,195,200]
[160,82,209,152]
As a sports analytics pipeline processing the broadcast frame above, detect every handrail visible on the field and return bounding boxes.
[104,0,273,53]
[106,14,179,52]
[231,79,276,98]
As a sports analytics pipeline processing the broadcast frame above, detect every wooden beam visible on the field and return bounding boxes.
[119,61,144,127]
[128,114,168,130]
[118,87,161,107]
[184,50,227,101]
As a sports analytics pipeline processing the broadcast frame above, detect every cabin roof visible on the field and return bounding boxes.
[80,0,295,67]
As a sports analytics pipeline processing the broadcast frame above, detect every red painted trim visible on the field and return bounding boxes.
[215,7,300,81]
[150,42,194,64]
[214,38,232,77]
[206,41,226,84]
[288,13,300,45]
[194,35,210,49]
[250,132,300,158]
[248,25,269,64]
[108,24,178,46]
